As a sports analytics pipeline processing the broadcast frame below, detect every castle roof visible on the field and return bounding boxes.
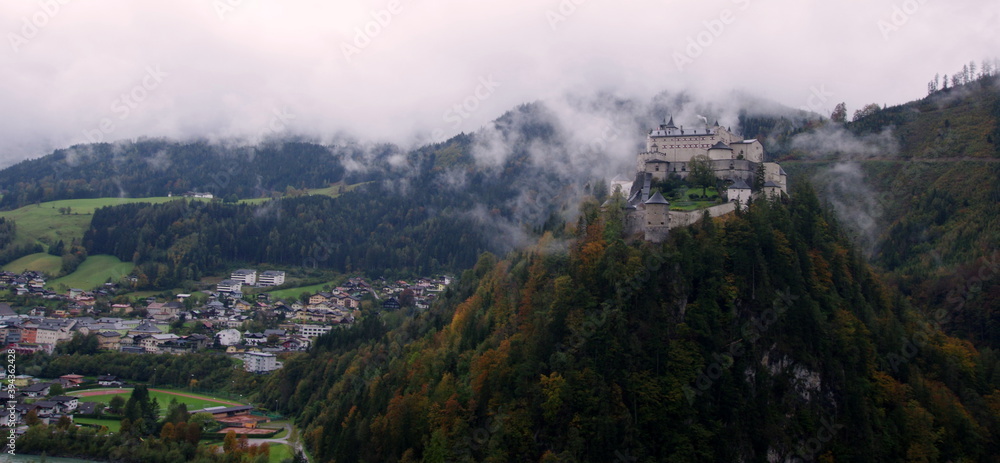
[713,120,720,127]
[645,192,670,205]
[663,116,677,129]
[730,178,751,190]
[779,166,788,176]
[709,141,733,151]
[763,181,780,188]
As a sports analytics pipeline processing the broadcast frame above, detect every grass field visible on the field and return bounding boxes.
[306,181,368,198]
[269,444,292,463]
[0,197,191,253]
[265,280,339,301]
[70,388,245,415]
[74,417,122,432]
[2,252,62,273]
[668,187,722,211]
[48,255,135,291]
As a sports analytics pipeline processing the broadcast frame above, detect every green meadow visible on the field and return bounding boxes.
[47,255,135,291]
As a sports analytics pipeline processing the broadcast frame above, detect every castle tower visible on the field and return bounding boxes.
[643,192,670,243]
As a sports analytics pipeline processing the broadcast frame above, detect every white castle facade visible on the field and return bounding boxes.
[615,118,789,242]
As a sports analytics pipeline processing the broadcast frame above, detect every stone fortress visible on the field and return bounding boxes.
[609,117,789,242]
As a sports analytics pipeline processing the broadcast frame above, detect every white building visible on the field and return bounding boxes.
[296,324,334,338]
[217,280,243,293]
[244,352,280,373]
[258,271,286,287]
[728,178,753,209]
[230,269,257,286]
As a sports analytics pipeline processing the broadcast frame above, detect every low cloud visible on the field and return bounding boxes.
[791,125,900,160]
[813,162,885,257]
[1,0,996,167]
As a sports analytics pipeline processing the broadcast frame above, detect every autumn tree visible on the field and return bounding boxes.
[186,421,203,445]
[831,102,847,123]
[161,422,175,441]
[223,430,238,454]
[852,103,881,122]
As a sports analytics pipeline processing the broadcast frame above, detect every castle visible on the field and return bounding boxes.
[612,117,789,242]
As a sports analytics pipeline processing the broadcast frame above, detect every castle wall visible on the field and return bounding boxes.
[729,189,752,208]
[644,159,758,183]
[763,162,787,191]
[730,140,764,162]
[624,208,645,237]
[668,202,736,229]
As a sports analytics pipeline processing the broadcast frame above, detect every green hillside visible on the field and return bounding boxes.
[783,76,1000,349]
[47,254,135,291]
[0,196,188,251]
[2,252,62,274]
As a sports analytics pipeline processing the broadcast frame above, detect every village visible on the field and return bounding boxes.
[1,268,451,362]
[0,268,451,428]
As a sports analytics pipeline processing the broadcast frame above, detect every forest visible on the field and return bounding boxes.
[0,140,377,209]
[82,174,527,287]
[252,186,1000,462]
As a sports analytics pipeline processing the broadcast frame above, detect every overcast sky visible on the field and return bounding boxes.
[1,0,997,166]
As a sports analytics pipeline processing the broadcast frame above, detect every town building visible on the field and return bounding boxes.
[243,351,281,373]
[257,271,286,287]
[230,269,257,286]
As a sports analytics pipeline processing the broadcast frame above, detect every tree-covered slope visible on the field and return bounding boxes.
[0,139,373,209]
[784,75,1000,350]
[258,188,1000,462]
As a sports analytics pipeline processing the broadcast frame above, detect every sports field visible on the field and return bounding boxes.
[70,388,244,415]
